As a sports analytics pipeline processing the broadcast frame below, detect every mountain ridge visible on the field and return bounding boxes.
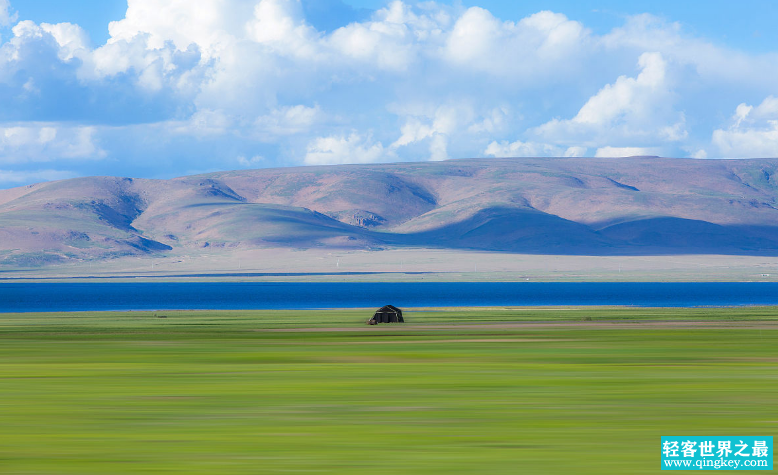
[3,156,778,266]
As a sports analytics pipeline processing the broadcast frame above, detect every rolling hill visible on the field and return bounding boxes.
[3,156,778,266]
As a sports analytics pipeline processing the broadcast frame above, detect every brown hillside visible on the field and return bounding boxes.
[3,157,778,266]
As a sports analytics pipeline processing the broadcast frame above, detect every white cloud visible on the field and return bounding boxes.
[84,33,202,93]
[484,140,587,158]
[531,52,684,154]
[594,146,658,158]
[1,16,203,110]
[392,117,434,148]
[327,21,413,71]
[304,132,389,165]
[752,96,778,118]
[600,14,778,90]
[253,104,321,139]
[106,0,248,57]
[327,1,449,72]
[237,155,264,168]
[172,104,322,141]
[248,0,304,43]
[246,0,320,59]
[712,96,778,158]
[391,102,507,161]
[733,103,752,128]
[573,52,666,125]
[104,0,445,77]
[444,9,588,78]
[0,0,16,27]
[10,21,90,62]
[40,22,91,61]
[172,109,233,136]
[467,106,509,134]
[3,1,778,182]
[429,134,448,161]
[392,103,471,144]
[484,140,567,157]
[659,118,688,142]
[563,146,587,157]
[444,7,499,67]
[0,124,105,163]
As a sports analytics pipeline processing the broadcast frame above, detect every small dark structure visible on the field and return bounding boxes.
[367,305,404,325]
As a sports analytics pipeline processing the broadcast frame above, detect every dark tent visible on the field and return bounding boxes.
[367,305,404,324]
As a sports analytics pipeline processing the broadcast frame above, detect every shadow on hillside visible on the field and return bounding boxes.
[379,207,778,256]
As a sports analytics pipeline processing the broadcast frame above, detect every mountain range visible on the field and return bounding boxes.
[3,156,778,267]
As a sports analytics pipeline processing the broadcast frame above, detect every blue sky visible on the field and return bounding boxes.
[1,0,777,188]
[12,1,778,53]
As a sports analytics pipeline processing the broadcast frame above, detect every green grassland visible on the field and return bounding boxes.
[1,307,777,474]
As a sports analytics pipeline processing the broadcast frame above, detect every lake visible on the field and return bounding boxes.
[2,282,778,313]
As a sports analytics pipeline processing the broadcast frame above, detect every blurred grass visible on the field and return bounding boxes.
[1,307,777,474]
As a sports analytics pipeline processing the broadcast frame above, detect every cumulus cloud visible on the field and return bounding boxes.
[574,52,666,125]
[484,140,586,158]
[237,155,264,168]
[0,18,202,124]
[304,132,389,165]
[172,109,233,136]
[712,96,778,158]
[8,20,91,64]
[39,22,90,61]
[390,103,473,160]
[105,0,249,57]
[601,14,778,90]
[531,52,685,153]
[247,0,321,59]
[594,146,659,158]
[0,124,105,163]
[327,1,451,71]
[467,106,509,134]
[2,1,778,185]
[253,105,322,139]
[563,146,588,157]
[490,52,684,158]
[0,0,16,27]
[390,102,511,161]
[172,104,322,141]
[444,9,589,78]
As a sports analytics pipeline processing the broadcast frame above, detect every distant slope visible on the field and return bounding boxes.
[3,157,778,265]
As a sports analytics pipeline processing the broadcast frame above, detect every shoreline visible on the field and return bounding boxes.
[1,249,777,283]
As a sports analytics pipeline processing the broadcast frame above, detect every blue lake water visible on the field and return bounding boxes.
[2,282,778,313]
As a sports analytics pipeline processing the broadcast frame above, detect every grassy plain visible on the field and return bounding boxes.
[1,307,777,474]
